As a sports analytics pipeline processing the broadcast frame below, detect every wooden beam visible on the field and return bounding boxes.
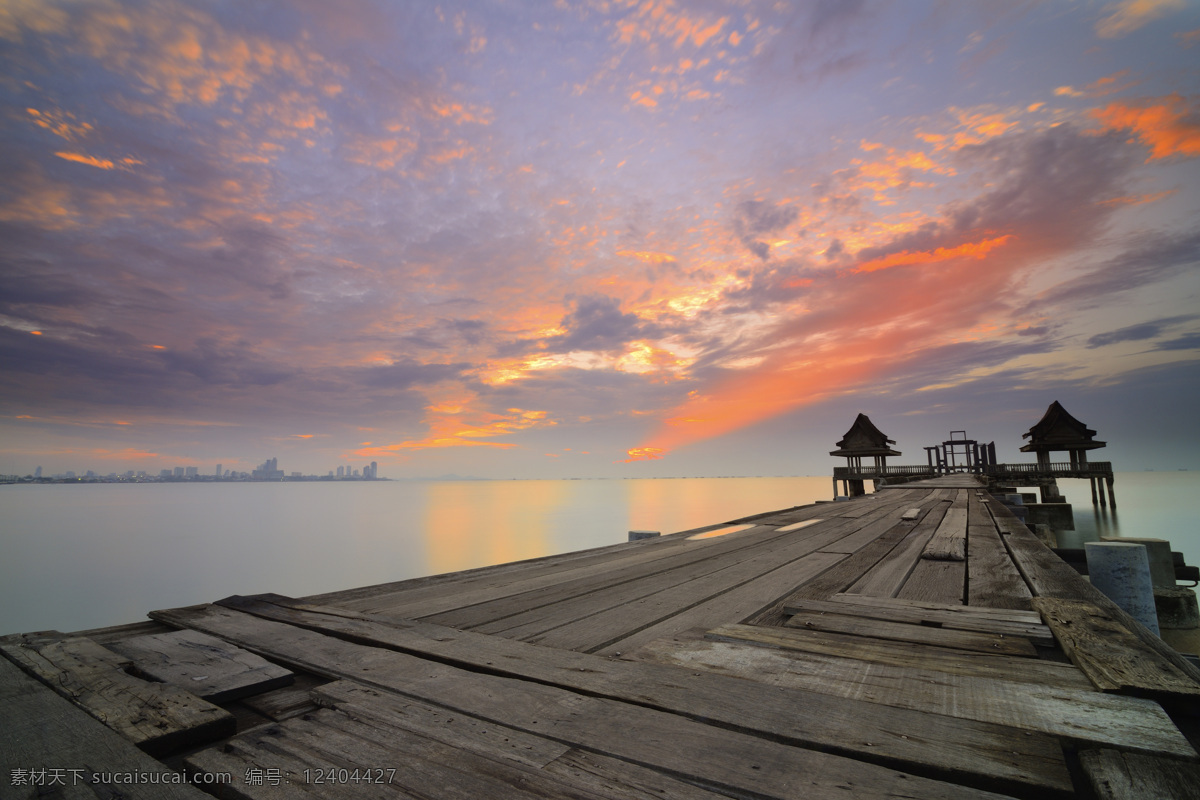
[1078,749,1200,800]
[0,635,234,756]
[150,601,1070,795]
[109,628,293,704]
[1031,597,1200,703]
[632,633,1192,759]
[784,597,1054,646]
[783,609,1038,657]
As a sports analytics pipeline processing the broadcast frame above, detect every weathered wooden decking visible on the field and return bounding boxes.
[5,476,1200,799]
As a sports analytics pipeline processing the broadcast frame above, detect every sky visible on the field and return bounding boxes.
[1,0,1198,479]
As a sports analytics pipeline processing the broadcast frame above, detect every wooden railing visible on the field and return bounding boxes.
[833,462,1113,479]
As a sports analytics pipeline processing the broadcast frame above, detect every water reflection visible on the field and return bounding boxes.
[423,480,560,575]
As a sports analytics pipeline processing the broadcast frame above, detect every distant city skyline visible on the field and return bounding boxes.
[1,2,1197,479]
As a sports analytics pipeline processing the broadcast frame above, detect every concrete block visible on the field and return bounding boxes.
[1025,503,1075,531]
[628,530,660,541]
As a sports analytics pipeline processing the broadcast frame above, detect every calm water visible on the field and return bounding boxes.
[0,476,837,635]
[2,472,1194,636]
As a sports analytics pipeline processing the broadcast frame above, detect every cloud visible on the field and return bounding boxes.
[1085,316,1195,348]
[1095,0,1186,38]
[546,294,661,353]
[1090,94,1200,160]
[733,200,797,261]
[1155,332,1200,351]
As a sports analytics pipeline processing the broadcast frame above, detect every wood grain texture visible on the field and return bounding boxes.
[895,558,965,605]
[705,623,1092,689]
[921,504,967,562]
[0,635,234,756]
[1032,597,1200,703]
[632,634,1191,758]
[1078,749,1200,800]
[0,657,208,800]
[966,492,1033,610]
[783,609,1038,656]
[1002,520,1200,690]
[109,628,293,703]
[844,502,946,598]
[831,593,1047,624]
[150,602,1066,796]
[784,597,1054,645]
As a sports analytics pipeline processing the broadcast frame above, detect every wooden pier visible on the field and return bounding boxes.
[5,475,1200,799]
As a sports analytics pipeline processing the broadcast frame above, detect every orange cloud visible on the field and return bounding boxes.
[1053,70,1135,99]
[1091,94,1200,160]
[853,235,1012,274]
[356,406,555,457]
[621,446,665,462]
[54,151,115,169]
[1095,0,1185,38]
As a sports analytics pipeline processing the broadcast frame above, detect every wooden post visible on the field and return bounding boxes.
[1090,477,1099,506]
[1106,475,1117,509]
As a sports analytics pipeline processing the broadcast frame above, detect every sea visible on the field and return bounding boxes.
[1,472,1195,636]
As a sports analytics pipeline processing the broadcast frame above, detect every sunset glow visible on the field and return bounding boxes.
[1,1,1198,477]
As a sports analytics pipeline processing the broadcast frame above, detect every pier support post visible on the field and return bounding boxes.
[1106,475,1117,509]
[1090,477,1099,506]
[1085,541,1160,635]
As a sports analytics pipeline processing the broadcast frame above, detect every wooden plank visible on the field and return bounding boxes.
[152,601,1067,796]
[487,522,863,650]
[301,682,1022,800]
[784,597,1054,645]
[748,511,918,625]
[705,623,1093,689]
[896,558,965,604]
[921,507,967,561]
[783,609,1038,656]
[589,550,848,654]
[422,520,834,630]
[313,681,733,800]
[108,629,293,703]
[631,633,1194,758]
[1032,597,1200,701]
[1078,749,1200,800]
[0,657,209,800]
[900,508,922,520]
[966,492,1033,610]
[1002,521,1200,688]
[844,502,947,597]
[831,593,1047,624]
[0,635,234,756]
[818,492,933,553]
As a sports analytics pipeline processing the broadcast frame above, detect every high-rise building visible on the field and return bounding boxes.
[173,466,185,477]
[336,466,344,478]
[215,464,222,476]
[33,466,42,478]
[184,466,199,478]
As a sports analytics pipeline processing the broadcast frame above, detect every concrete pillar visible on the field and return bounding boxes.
[1085,541,1160,635]
[1100,538,1174,588]
[628,530,660,541]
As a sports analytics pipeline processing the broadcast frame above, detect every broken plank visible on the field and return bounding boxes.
[784,597,1054,646]
[109,629,293,704]
[1078,749,1200,800]
[153,601,1066,797]
[783,609,1038,656]
[631,633,1192,758]
[705,623,1092,690]
[1032,597,1200,702]
[0,635,234,756]
[0,657,209,800]
[1003,522,1200,688]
